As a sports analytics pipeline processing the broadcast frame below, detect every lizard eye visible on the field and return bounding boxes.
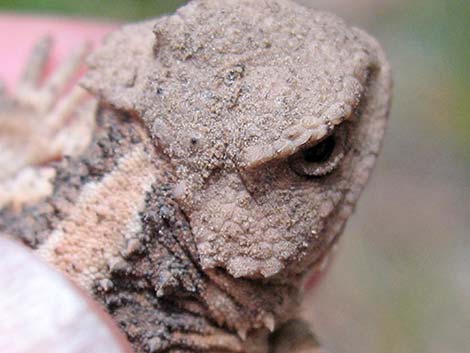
[288,126,348,177]
[302,135,336,163]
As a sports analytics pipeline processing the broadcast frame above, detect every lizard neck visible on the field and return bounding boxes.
[92,163,302,352]
[2,106,302,352]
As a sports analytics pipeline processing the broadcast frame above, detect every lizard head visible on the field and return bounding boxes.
[84,0,391,279]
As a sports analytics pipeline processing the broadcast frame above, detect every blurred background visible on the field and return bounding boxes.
[0,0,468,352]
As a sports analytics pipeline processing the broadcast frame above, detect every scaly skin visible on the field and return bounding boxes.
[0,1,391,352]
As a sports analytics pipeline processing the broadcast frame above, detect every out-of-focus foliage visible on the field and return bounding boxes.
[378,0,469,157]
[0,0,186,20]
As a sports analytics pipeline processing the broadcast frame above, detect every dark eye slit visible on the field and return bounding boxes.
[302,135,336,163]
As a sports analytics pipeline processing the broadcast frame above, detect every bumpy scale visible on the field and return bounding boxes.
[0,0,391,352]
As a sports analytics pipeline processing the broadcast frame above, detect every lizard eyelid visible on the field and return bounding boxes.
[241,113,351,171]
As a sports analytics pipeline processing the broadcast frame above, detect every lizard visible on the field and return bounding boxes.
[0,0,392,352]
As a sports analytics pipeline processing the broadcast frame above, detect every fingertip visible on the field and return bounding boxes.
[0,237,132,353]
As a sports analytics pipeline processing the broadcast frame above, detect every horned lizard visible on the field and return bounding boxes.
[0,0,391,352]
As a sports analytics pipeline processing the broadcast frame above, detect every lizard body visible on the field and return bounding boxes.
[0,0,392,352]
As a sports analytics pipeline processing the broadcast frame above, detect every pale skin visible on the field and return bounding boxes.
[0,1,391,352]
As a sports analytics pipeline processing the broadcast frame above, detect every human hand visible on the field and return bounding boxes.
[0,16,130,353]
